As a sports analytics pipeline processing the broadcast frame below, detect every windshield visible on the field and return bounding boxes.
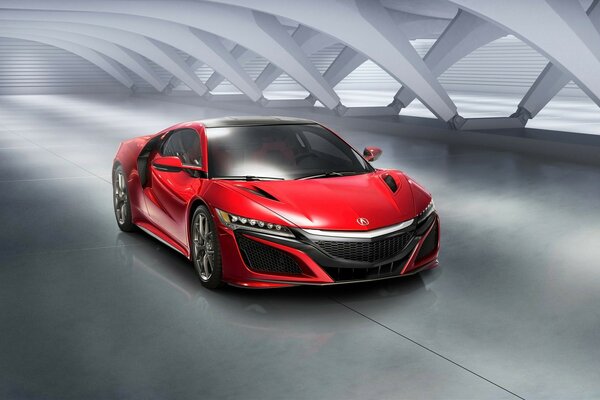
[206,124,373,180]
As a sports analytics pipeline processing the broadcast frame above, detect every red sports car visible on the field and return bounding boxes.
[113,117,439,288]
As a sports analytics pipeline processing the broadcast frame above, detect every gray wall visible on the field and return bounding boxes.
[0,37,125,95]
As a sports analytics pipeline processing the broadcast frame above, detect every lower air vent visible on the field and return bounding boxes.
[237,235,302,275]
[322,256,408,282]
[417,221,438,261]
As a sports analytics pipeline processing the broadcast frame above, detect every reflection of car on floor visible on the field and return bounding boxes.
[112,116,439,289]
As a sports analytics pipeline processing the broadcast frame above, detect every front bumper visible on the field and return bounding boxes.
[218,213,440,288]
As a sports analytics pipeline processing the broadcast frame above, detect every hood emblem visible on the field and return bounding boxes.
[356,218,369,226]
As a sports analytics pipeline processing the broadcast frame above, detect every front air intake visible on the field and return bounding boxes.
[417,221,438,261]
[237,235,302,275]
[314,231,414,263]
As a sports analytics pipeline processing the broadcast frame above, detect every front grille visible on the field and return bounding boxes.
[417,221,438,261]
[237,235,302,275]
[322,256,407,282]
[314,231,414,263]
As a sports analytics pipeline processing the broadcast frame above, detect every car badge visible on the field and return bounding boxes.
[356,218,369,226]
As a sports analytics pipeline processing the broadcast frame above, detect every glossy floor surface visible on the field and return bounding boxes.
[1,94,599,399]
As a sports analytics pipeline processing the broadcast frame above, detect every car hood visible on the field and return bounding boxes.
[225,171,418,231]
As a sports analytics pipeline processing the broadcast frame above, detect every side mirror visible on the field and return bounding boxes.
[152,155,183,172]
[363,146,382,162]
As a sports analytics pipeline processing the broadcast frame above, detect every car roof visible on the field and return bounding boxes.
[200,116,317,128]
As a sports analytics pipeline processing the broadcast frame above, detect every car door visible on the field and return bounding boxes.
[145,127,205,247]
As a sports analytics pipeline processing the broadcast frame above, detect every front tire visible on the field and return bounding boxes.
[112,164,136,232]
[191,206,224,289]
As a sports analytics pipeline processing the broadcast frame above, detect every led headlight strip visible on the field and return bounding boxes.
[215,208,294,238]
[417,200,435,222]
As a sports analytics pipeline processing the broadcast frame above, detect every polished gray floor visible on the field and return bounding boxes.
[1,94,599,399]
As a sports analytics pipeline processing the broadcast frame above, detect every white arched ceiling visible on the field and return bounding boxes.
[0,1,342,110]
[0,32,134,88]
[204,0,460,121]
[0,25,167,92]
[0,15,209,97]
[1,0,599,128]
[0,11,262,101]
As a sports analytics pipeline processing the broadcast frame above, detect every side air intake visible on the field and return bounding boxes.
[383,174,398,192]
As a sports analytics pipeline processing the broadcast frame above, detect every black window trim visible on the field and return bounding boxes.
[160,127,203,168]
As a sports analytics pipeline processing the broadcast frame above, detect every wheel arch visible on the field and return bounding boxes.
[186,197,211,257]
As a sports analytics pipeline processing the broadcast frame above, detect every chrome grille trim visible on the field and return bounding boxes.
[300,219,414,239]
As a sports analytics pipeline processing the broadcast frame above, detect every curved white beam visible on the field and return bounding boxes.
[256,26,337,91]
[167,56,205,92]
[249,10,340,108]
[0,24,167,92]
[450,0,600,110]
[306,45,367,106]
[0,1,341,109]
[205,45,255,91]
[0,14,209,97]
[392,9,506,108]
[205,0,459,121]
[188,27,263,100]
[381,0,458,20]
[389,9,451,39]
[515,0,600,119]
[323,47,368,88]
[0,32,133,88]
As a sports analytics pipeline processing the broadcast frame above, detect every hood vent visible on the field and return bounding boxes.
[383,174,398,192]
[241,186,279,201]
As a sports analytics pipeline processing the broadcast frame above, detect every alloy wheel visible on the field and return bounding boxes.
[113,170,128,225]
[193,212,215,281]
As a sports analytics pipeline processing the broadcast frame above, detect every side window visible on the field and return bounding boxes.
[161,129,202,166]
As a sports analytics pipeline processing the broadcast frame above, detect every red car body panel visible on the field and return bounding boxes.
[114,119,440,288]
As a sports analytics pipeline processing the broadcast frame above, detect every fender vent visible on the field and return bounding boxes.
[383,174,398,192]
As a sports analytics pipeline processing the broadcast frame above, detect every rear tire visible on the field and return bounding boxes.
[191,206,224,289]
[112,164,136,232]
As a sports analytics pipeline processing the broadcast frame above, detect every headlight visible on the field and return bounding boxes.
[215,208,294,238]
[417,200,435,222]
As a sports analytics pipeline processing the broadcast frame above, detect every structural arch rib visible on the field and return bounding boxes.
[204,0,459,121]
[450,0,600,112]
[0,1,341,109]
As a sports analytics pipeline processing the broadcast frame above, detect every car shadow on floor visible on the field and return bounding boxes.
[117,231,440,311]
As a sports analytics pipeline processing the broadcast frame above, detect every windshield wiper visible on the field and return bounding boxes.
[296,171,360,180]
[212,175,285,181]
